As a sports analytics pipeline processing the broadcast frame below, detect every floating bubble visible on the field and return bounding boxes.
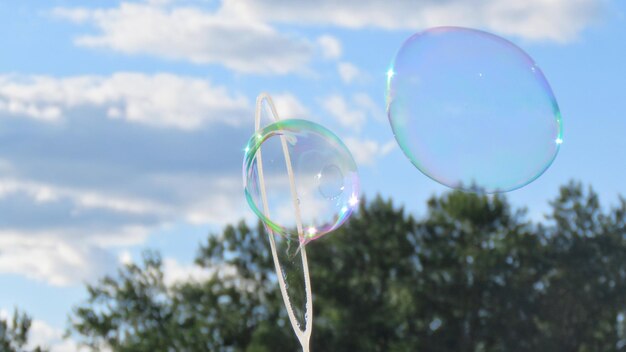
[243,119,359,244]
[387,27,563,193]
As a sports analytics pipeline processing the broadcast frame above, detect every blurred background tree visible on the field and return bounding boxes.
[66,181,626,351]
[0,309,47,352]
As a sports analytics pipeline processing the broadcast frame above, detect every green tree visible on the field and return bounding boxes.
[68,226,297,352]
[0,309,47,352]
[534,183,626,351]
[67,182,626,351]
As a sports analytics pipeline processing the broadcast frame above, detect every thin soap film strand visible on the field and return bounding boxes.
[254,93,313,351]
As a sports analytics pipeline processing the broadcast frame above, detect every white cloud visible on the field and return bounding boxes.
[118,250,133,266]
[0,100,61,122]
[321,95,366,129]
[117,254,237,289]
[29,319,89,352]
[344,137,396,166]
[0,73,250,130]
[320,92,384,129]
[0,174,249,286]
[52,2,314,74]
[50,0,603,78]
[271,93,309,119]
[0,231,118,286]
[223,0,607,42]
[352,92,385,122]
[0,183,245,286]
[144,174,253,226]
[317,35,342,59]
[0,71,259,285]
[162,258,215,286]
[380,140,397,156]
[0,309,87,352]
[337,62,361,84]
[0,177,169,218]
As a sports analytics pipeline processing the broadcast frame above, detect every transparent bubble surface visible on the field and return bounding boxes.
[387,27,563,193]
[243,119,359,244]
[318,164,344,199]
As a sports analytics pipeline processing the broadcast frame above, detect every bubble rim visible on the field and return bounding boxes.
[243,118,360,242]
[386,26,563,193]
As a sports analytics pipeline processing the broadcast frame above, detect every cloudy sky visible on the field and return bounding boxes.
[1,0,625,350]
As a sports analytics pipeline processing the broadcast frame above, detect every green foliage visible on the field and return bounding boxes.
[0,309,47,352]
[67,182,626,351]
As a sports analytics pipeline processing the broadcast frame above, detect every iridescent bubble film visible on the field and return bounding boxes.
[387,27,563,193]
[243,119,359,244]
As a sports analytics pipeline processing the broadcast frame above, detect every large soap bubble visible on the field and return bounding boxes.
[387,27,563,193]
[243,119,359,245]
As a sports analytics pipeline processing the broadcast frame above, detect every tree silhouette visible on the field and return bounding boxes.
[67,181,626,351]
[0,309,47,352]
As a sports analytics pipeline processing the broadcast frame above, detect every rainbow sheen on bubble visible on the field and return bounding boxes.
[387,27,563,193]
[243,119,359,244]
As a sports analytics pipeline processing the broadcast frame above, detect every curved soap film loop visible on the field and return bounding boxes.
[252,93,313,351]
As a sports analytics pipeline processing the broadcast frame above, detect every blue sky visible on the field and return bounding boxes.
[1,0,625,350]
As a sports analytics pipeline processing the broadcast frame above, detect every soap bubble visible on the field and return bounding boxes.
[387,27,563,193]
[243,119,359,244]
